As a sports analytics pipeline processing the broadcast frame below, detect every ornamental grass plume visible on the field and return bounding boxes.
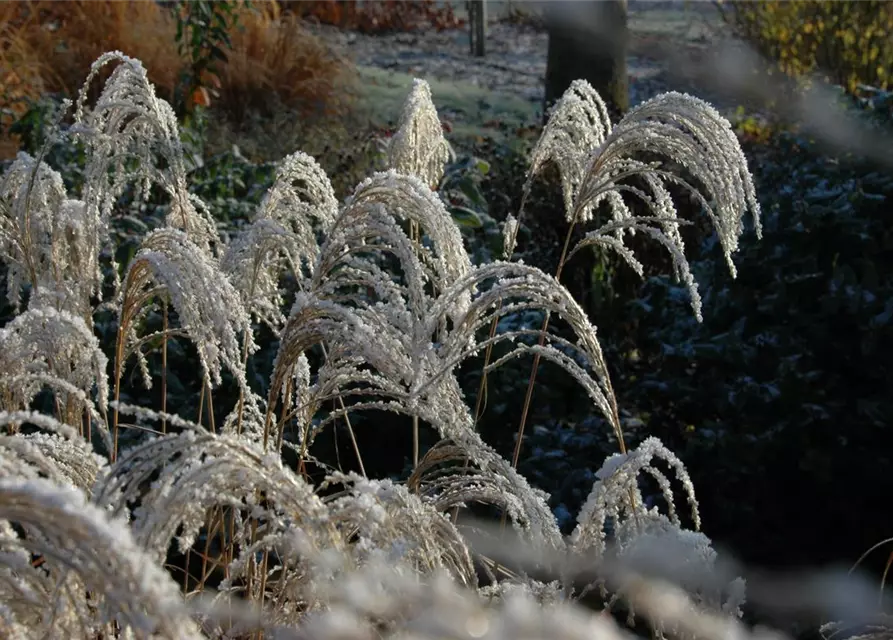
[0,478,202,639]
[0,419,105,493]
[257,150,339,238]
[330,171,472,301]
[113,228,253,459]
[221,151,339,332]
[0,152,67,311]
[571,436,701,561]
[0,307,109,438]
[387,78,453,189]
[74,52,218,258]
[93,430,343,605]
[0,153,100,320]
[323,472,478,587]
[221,218,300,332]
[528,79,614,219]
[116,228,252,393]
[523,81,761,320]
[572,91,762,275]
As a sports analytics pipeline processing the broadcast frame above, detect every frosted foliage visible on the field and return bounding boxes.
[612,516,746,619]
[269,257,630,553]
[340,171,472,298]
[164,193,219,256]
[244,151,338,294]
[0,51,777,639]
[388,79,452,188]
[0,155,99,318]
[529,79,613,218]
[121,228,253,388]
[572,437,701,560]
[0,432,104,494]
[0,478,201,639]
[73,52,216,256]
[93,432,342,574]
[284,557,634,640]
[324,473,477,586]
[258,151,338,236]
[575,92,761,268]
[526,84,761,321]
[220,218,298,331]
[0,307,108,428]
[222,153,337,332]
[410,439,563,551]
[270,259,621,461]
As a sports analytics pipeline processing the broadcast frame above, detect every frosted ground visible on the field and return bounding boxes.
[305,1,734,141]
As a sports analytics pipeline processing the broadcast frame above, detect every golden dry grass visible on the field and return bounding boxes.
[1,1,180,98]
[1,1,180,157]
[0,0,356,159]
[220,1,357,122]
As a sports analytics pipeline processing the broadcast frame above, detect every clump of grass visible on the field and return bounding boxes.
[0,1,357,160]
[219,1,358,124]
[0,50,877,640]
[0,1,181,102]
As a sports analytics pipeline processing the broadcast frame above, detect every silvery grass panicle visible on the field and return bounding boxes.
[323,472,478,587]
[387,79,453,189]
[265,183,576,552]
[0,429,103,495]
[222,152,338,332]
[572,437,701,562]
[256,151,339,246]
[320,171,472,316]
[264,183,611,544]
[527,79,613,221]
[525,82,761,321]
[94,425,344,561]
[0,478,201,639]
[0,154,99,321]
[264,169,474,447]
[0,154,65,312]
[221,218,300,333]
[117,228,254,393]
[271,262,618,554]
[409,437,564,553]
[73,52,217,258]
[0,307,109,440]
[567,436,747,623]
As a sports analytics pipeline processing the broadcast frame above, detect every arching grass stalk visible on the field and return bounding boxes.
[510,200,627,472]
[290,343,366,479]
[161,300,168,434]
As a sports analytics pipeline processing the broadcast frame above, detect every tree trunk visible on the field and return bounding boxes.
[468,1,486,57]
[540,1,629,312]
[543,0,628,119]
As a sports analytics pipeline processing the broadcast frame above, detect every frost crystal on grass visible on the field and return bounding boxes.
[120,228,253,389]
[529,79,613,219]
[388,79,453,188]
[0,307,108,431]
[0,478,201,638]
[0,156,100,319]
[523,83,761,321]
[502,214,519,258]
